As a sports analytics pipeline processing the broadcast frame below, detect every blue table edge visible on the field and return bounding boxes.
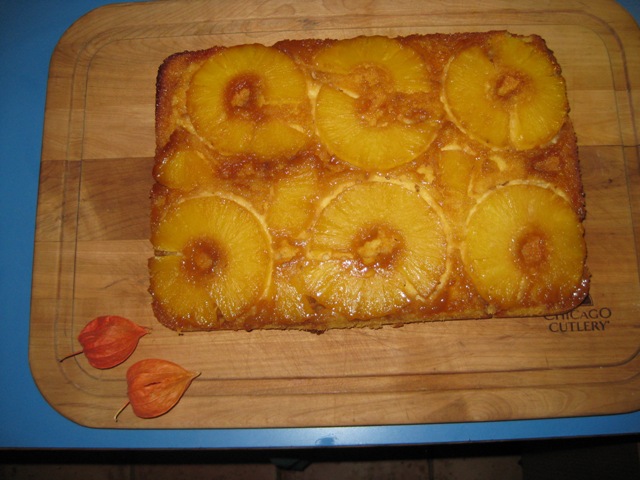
[0,0,638,449]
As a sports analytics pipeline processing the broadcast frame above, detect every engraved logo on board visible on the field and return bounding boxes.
[544,294,612,333]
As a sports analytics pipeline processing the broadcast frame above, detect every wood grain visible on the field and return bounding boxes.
[30,0,640,429]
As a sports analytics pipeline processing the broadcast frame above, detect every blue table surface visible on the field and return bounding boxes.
[1,0,639,449]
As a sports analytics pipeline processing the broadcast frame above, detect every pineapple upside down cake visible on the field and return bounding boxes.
[150,31,590,332]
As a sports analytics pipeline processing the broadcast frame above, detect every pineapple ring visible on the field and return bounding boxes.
[272,259,314,324]
[153,129,218,192]
[150,195,272,330]
[443,34,568,150]
[313,36,442,170]
[266,166,319,237]
[187,44,311,158]
[303,182,448,319]
[463,182,586,314]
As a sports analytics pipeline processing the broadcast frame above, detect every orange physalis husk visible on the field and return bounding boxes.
[120,359,200,420]
[60,315,150,369]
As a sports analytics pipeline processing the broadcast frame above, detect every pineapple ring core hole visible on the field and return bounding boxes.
[352,64,394,97]
[352,64,396,126]
[494,71,527,101]
[514,229,549,269]
[349,68,434,127]
[352,224,404,272]
[181,238,225,279]
[225,74,264,121]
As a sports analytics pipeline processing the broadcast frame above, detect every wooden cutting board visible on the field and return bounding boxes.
[30,0,640,429]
